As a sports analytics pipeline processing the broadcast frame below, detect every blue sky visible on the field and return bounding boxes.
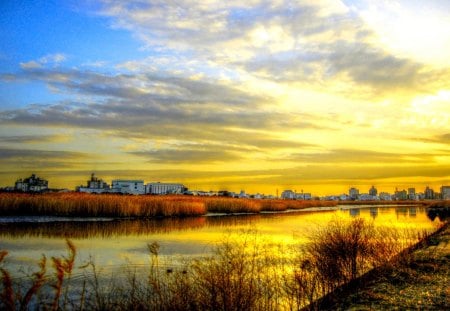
[0,0,449,194]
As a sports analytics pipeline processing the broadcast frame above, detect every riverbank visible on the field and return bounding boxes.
[311,220,450,310]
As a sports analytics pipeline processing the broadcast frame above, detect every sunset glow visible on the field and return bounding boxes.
[1,0,449,195]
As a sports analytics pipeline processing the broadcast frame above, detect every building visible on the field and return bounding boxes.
[408,188,416,200]
[379,192,392,201]
[239,190,248,198]
[15,174,48,192]
[296,192,312,200]
[77,173,110,194]
[281,190,296,199]
[394,189,408,200]
[349,187,359,200]
[359,193,377,201]
[369,186,377,197]
[424,186,434,200]
[146,182,185,195]
[441,186,450,200]
[111,180,145,195]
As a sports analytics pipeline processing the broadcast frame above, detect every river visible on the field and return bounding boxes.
[0,205,441,279]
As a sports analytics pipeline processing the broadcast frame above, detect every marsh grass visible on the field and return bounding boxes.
[0,219,439,310]
[0,193,336,218]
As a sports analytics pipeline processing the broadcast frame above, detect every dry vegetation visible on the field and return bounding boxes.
[0,192,337,218]
[1,218,440,310]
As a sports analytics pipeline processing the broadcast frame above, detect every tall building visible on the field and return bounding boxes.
[441,186,450,200]
[408,188,416,200]
[349,187,359,200]
[424,186,434,200]
[369,186,377,197]
[15,174,48,192]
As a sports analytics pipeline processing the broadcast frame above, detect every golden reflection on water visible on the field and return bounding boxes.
[0,206,441,274]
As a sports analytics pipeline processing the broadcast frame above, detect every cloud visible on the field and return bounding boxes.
[20,61,42,69]
[130,145,244,163]
[39,53,66,64]
[0,148,86,160]
[94,0,448,97]
[284,149,438,164]
[0,134,69,144]
[19,54,67,70]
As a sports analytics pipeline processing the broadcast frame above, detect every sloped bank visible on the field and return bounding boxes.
[304,219,449,310]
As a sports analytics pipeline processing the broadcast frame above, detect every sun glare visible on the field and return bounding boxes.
[362,4,450,65]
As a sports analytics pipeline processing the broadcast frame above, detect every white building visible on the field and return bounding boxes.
[281,190,296,199]
[146,182,185,195]
[78,173,110,194]
[112,180,145,195]
[296,193,312,200]
[15,174,48,192]
[239,190,248,198]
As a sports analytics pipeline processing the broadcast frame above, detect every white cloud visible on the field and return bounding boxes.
[20,61,42,69]
[39,53,67,64]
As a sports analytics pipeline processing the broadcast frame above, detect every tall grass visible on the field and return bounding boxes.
[1,218,440,310]
[0,193,336,218]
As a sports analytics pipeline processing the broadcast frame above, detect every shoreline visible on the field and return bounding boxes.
[307,220,450,310]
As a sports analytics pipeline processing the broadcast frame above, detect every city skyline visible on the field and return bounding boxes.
[1,1,450,195]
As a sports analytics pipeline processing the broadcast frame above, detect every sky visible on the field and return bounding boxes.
[0,0,449,196]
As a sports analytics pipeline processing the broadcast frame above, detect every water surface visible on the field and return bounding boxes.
[0,205,440,277]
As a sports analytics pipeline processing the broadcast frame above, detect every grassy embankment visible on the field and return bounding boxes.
[1,217,442,310]
[310,203,450,310]
[0,192,337,218]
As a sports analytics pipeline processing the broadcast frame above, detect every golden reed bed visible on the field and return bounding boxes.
[0,192,337,218]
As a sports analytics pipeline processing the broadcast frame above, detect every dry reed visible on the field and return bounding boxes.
[0,192,337,218]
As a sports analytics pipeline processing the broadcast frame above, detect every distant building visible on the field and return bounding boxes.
[239,190,248,198]
[441,186,450,200]
[394,189,408,200]
[424,186,434,200]
[281,190,296,199]
[379,192,392,201]
[369,186,377,197]
[77,173,110,194]
[359,193,377,201]
[112,180,145,195]
[15,174,48,192]
[408,188,416,200]
[146,182,185,195]
[349,187,359,200]
[296,192,312,200]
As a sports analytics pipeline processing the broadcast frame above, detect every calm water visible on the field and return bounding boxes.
[0,205,441,278]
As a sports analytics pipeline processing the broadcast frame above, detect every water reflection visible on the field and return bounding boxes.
[0,206,441,277]
[0,206,436,239]
[349,208,360,217]
[369,207,378,219]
